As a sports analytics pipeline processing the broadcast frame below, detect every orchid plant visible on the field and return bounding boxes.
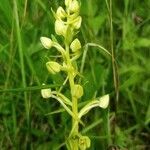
[40,0,109,149]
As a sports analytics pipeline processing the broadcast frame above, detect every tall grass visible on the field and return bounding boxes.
[0,0,149,149]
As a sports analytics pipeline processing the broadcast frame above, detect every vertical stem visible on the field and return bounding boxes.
[109,0,118,101]
[13,0,30,147]
[109,0,119,108]
[109,0,114,145]
[105,0,119,104]
[65,44,79,150]
[105,0,114,146]
[106,0,119,146]
[23,0,28,19]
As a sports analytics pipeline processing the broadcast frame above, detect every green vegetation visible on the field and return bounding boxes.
[0,0,149,149]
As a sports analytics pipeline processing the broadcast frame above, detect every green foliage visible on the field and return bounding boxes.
[0,0,149,149]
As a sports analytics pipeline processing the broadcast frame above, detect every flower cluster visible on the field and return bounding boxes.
[40,0,82,76]
[55,0,82,38]
[40,0,109,149]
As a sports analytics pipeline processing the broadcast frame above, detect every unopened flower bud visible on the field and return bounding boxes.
[40,37,53,49]
[70,38,81,52]
[55,20,67,36]
[41,85,52,99]
[56,7,66,19]
[46,61,61,74]
[73,16,82,29]
[69,0,80,13]
[73,84,83,98]
[98,94,109,109]
[79,136,91,150]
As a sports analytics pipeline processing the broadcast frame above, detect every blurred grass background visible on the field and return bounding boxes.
[0,0,150,149]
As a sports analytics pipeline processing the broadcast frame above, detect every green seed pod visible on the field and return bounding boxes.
[73,16,82,29]
[46,61,61,74]
[73,84,83,98]
[70,38,81,52]
[69,0,80,13]
[56,6,66,19]
[55,20,67,36]
[40,37,53,49]
[41,86,52,99]
[79,136,91,150]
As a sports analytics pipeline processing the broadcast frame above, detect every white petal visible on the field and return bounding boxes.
[40,37,53,49]
[99,94,109,109]
[41,88,52,99]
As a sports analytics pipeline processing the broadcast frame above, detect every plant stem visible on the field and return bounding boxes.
[65,44,79,150]
[13,0,30,147]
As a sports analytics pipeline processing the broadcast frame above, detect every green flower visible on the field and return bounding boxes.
[41,84,52,99]
[70,38,81,52]
[46,61,61,74]
[68,0,80,13]
[56,6,66,19]
[55,20,67,36]
[98,94,109,109]
[73,84,83,98]
[65,0,72,7]
[79,136,91,150]
[73,16,82,29]
[40,37,53,49]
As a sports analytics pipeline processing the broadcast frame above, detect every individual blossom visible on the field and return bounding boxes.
[70,38,81,52]
[65,0,72,7]
[55,20,67,36]
[98,94,109,109]
[41,84,52,99]
[79,135,91,150]
[72,16,82,29]
[56,6,66,19]
[73,84,83,99]
[40,37,53,49]
[46,61,61,74]
[68,0,80,13]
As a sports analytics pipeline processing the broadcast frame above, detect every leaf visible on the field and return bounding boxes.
[51,34,58,43]
[135,38,150,47]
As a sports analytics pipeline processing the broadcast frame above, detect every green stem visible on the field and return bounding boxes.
[13,0,30,147]
[65,44,79,150]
